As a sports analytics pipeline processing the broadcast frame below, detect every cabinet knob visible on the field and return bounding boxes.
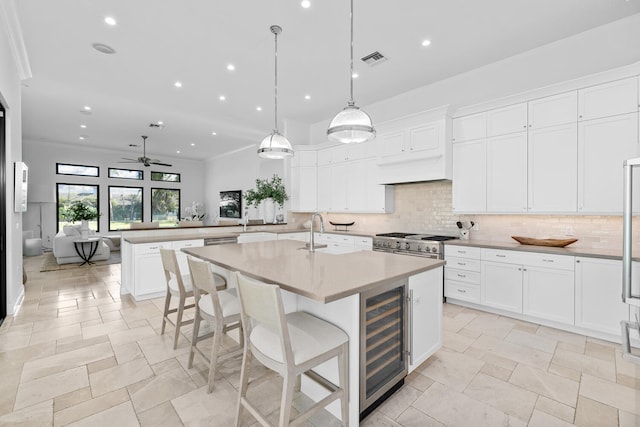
[457,289,467,293]
[523,125,526,128]
[576,260,581,263]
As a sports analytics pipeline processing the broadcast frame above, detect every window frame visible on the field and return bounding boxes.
[150,171,181,182]
[108,185,144,231]
[56,183,100,233]
[151,187,181,227]
[108,167,144,180]
[56,163,100,177]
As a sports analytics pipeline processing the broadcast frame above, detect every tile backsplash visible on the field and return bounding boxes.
[289,181,636,250]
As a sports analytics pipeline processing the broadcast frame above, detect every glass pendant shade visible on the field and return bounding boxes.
[327,103,375,144]
[258,131,293,159]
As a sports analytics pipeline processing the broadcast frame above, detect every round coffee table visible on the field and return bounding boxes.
[72,237,102,265]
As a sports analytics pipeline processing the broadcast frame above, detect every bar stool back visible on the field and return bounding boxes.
[235,272,349,427]
[159,248,195,349]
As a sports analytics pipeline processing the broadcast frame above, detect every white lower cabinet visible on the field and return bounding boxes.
[237,232,277,243]
[277,232,309,242]
[444,245,481,303]
[575,257,631,336]
[409,268,443,372]
[481,261,523,314]
[523,265,574,324]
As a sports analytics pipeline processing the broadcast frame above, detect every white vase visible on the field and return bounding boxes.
[263,198,276,224]
[79,220,90,240]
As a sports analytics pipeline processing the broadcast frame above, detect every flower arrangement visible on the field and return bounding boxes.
[244,174,288,208]
[182,201,206,221]
[62,200,99,222]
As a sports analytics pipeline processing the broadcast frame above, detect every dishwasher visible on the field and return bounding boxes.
[204,235,238,246]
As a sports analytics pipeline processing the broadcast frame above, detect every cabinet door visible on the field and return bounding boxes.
[528,124,578,212]
[481,261,523,313]
[486,132,527,212]
[316,165,332,211]
[135,253,167,297]
[528,91,577,129]
[409,268,443,372]
[577,113,639,213]
[330,163,349,212]
[364,162,389,212]
[346,160,367,211]
[523,266,574,325]
[317,149,333,166]
[452,139,486,212]
[378,129,406,157]
[486,103,528,137]
[290,166,317,212]
[173,239,204,274]
[409,122,441,153]
[575,257,629,336]
[578,77,638,121]
[452,112,486,143]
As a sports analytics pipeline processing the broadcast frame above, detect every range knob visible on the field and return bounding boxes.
[431,247,438,253]
[416,245,422,251]
[405,242,411,250]
[395,241,401,250]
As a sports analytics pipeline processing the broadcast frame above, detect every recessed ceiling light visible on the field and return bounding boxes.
[256,106,262,111]
[174,81,182,88]
[421,39,432,47]
[227,64,235,71]
[104,16,117,26]
[176,150,181,154]
[219,95,226,101]
[211,131,217,136]
[352,72,359,79]
[83,106,91,111]
[79,136,85,140]
[80,124,86,128]
[304,95,311,100]
[190,143,195,147]
[157,121,164,125]
[301,0,311,8]
[92,43,116,54]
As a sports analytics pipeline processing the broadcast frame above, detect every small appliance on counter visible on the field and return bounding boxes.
[456,221,475,240]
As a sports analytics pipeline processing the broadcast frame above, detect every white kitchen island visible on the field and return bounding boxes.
[183,239,444,425]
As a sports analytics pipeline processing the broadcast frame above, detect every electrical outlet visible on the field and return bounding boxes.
[562,227,574,236]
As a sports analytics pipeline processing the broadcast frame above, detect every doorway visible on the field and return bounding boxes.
[0,102,6,324]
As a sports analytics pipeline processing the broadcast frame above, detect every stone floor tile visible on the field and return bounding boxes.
[64,400,139,427]
[55,334,110,354]
[377,385,422,420]
[128,366,198,413]
[29,323,81,346]
[14,366,89,410]
[419,348,484,392]
[534,396,575,424]
[0,399,53,426]
[463,315,516,339]
[619,410,640,427]
[137,401,184,427]
[574,395,619,427]
[505,329,558,354]
[81,319,129,340]
[360,411,402,427]
[442,330,475,352]
[87,356,118,374]
[89,357,153,397]
[112,341,144,364]
[21,341,113,382]
[584,340,616,362]
[464,372,537,422]
[537,326,587,347]
[53,388,130,427]
[404,370,434,392]
[579,374,640,415]
[552,348,616,382]
[548,362,582,382]
[53,386,92,412]
[509,364,579,407]
[395,407,444,427]
[171,380,239,426]
[528,409,575,427]
[107,325,157,347]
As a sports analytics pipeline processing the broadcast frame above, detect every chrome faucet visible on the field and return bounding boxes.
[309,213,325,252]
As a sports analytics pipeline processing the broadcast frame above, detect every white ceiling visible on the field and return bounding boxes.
[15,0,640,161]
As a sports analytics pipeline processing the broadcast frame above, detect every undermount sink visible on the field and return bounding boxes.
[298,243,328,250]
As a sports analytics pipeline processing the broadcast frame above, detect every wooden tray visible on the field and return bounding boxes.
[511,236,578,247]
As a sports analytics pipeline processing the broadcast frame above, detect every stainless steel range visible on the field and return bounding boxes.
[373,232,458,259]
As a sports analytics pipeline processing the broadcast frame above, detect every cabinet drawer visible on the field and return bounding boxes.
[355,237,373,247]
[523,253,574,270]
[445,281,480,303]
[445,245,481,259]
[481,248,528,264]
[173,239,204,249]
[135,242,171,255]
[445,268,481,284]
[445,256,481,272]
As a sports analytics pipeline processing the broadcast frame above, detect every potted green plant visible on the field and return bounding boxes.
[63,200,99,239]
[244,174,288,223]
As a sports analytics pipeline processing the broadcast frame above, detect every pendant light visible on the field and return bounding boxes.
[258,25,294,159]
[327,0,375,144]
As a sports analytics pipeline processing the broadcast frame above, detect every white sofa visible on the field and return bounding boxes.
[53,225,111,264]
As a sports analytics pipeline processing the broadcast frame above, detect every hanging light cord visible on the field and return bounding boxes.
[349,0,354,106]
[274,27,279,133]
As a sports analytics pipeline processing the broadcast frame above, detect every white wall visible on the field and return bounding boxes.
[203,145,288,222]
[309,13,640,143]
[0,0,26,315]
[22,140,205,245]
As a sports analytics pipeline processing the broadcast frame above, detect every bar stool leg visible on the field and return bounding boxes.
[207,322,224,393]
[338,343,349,427]
[161,289,171,335]
[188,306,201,369]
[173,295,186,349]
[235,349,253,427]
[278,373,296,427]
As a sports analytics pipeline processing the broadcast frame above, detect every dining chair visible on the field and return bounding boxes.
[187,256,242,393]
[234,271,349,427]
[159,248,195,349]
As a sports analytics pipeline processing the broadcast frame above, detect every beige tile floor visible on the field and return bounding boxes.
[1,255,638,426]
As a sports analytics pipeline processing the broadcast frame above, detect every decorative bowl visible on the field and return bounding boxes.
[511,236,578,247]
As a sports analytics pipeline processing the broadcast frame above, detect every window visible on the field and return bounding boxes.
[151,188,180,227]
[109,186,143,231]
[108,168,143,180]
[56,163,99,177]
[56,184,99,232]
[151,171,180,182]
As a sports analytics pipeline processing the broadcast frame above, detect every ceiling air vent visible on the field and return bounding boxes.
[361,51,387,66]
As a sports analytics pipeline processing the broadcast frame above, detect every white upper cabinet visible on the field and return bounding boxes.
[528,124,578,212]
[452,139,486,213]
[378,129,406,157]
[528,91,578,129]
[316,165,331,211]
[486,132,528,212]
[290,149,317,212]
[578,77,638,121]
[291,150,317,168]
[486,103,528,137]
[452,112,486,143]
[578,112,639,213]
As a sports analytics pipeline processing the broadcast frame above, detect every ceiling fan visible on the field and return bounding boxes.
[120,135,172,167]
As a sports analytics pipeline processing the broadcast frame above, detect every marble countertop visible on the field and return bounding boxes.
[444,239,639,261]
[182,240,444,303]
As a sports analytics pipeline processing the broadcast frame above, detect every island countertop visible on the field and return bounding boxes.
[182,240,444,303]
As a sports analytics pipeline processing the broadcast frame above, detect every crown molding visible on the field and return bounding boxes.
[0,0,32,80]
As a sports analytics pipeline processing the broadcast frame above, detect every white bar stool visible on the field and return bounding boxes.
[234,272,349,427]
[186,256,242,393]
[159,249,195,349]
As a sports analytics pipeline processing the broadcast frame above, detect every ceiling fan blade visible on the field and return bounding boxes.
[120,157,140,162]
[149,161,173,167]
